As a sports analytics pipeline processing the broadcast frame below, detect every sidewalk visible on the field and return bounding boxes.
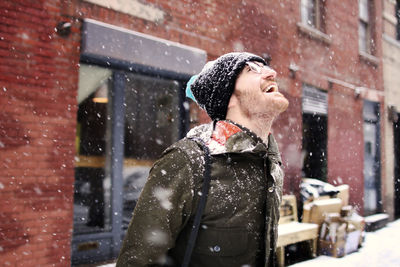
[289,219,400,267]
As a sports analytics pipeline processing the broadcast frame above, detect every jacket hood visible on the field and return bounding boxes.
[186,121,282,164]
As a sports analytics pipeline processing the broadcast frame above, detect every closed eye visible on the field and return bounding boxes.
[246,61,264,74]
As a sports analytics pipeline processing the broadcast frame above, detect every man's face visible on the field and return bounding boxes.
[232,61,289,119]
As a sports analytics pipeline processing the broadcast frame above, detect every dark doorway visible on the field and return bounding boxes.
[301,85,328,182]
[302,114,328,181]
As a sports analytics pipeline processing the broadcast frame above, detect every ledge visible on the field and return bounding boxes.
[81,19,207,77]
[383,34,400,49]
[364,213,389,232]
[359,51,380,66]
[297,22,332,45]
[383,12,397,26]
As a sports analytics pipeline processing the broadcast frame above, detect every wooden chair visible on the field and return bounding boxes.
[276,195,319,267]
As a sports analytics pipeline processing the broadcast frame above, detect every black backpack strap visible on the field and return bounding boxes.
[182,138,211,267]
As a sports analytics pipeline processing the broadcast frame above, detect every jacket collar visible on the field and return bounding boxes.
[187,121,282,163]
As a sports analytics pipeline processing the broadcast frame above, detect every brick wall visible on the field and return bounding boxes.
[0,0,385,265]
[0,0,80,266]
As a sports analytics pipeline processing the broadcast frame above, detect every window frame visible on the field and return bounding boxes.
[359,0,371,53]
[301,0,325,32]
[358,0,376,55]
[298,0,331,45]
[72,57,190,265]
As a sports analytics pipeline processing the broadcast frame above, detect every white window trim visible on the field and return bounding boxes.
[297,22,332,45]
[383,12,397,26]
[383,33,400,48]
[358,0,373,54]
[359,50,380,66]
[301,0,324,30]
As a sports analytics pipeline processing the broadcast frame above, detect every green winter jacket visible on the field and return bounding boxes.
[117,120,284,267]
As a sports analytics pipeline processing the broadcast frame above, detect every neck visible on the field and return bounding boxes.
[226,112,274,145]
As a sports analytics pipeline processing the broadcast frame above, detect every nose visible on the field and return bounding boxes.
[260,66,277,80]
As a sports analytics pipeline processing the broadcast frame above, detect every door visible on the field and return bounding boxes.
[363,100,381,216]
[302,84,328,181]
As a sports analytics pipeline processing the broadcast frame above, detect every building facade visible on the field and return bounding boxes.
[382,0,400,220]
[0,0,388,266]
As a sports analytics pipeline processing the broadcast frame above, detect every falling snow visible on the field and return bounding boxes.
[153,187,173,210]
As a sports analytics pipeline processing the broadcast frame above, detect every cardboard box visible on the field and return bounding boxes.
[335,184,349,206]
[345,212,365,247]
[319,239,346,257]
[302,198,342,225]
[319,212,348,257]
[345,230,361,254]
[319,213,347,242]
[303,195,331,205]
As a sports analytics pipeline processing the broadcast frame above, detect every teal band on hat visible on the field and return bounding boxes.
[185,75,198,103]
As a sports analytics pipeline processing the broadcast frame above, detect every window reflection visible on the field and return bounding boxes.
[122,73,181,229]
[73,66,183,233]
[74,64,112,234]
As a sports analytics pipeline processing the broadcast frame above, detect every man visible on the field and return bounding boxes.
[117,52,289,267]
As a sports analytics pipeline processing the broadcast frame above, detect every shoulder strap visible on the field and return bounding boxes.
[182,138,211,267]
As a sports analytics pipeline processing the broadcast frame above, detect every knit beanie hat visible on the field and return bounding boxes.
[186,52,266,121]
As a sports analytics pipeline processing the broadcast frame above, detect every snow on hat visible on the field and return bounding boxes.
[187,52,266,121]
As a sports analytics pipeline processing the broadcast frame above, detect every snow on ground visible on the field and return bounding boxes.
[289,219,400,267]
[99,219,400,267]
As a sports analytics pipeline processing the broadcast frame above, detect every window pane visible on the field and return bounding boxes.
[301,0,316,26]
[122,73,182,230]
[73,64,113,235]
[359,21,368,52]
[123,73,181,160]
[359,0,369,21]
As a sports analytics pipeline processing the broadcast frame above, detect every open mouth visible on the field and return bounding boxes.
[263,83,278,93]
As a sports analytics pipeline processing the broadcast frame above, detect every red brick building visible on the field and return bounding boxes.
[0,0,386,266]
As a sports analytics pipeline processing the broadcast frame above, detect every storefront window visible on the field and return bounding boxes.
[74,64,112,234]
[122,73,181,229]
[73,64,184,240]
